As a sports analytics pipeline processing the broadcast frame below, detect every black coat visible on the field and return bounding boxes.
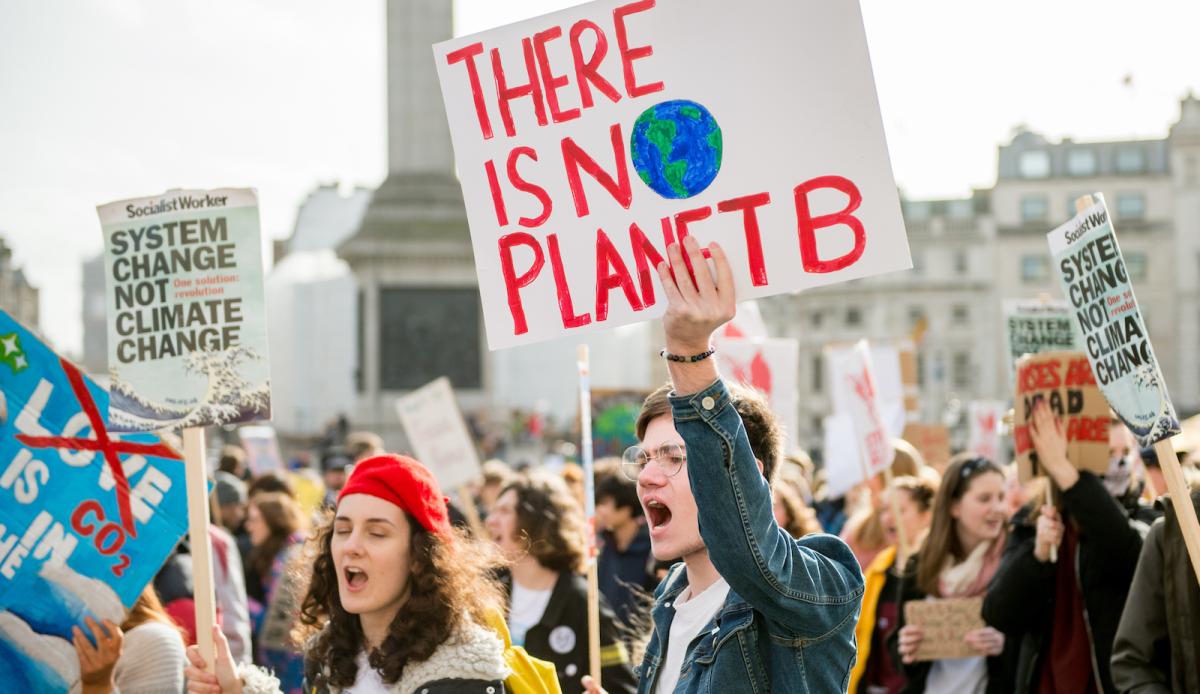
[982,471,1146,693]
[500,570,638,694]
[890,555,1017,694]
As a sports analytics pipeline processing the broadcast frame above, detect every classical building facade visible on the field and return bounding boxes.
[762,94,1200,448]
[0,237,39,334]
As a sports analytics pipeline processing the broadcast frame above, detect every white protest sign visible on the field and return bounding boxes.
[719,300,769,339]
[98,188,271,432]
[395,377,483,491]
[434,0,910,349]
[967,400,1006,463]
[828,341,905,440]
[1048,197,1180,447]
[714,336,799,443]
[1003,299,1079,387]
[238,425,284,476]
[822,414,860,498]
[831,340,895,482]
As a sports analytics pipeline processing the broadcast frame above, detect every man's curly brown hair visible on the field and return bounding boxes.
[500,473,587,574]
[291,509,505,688]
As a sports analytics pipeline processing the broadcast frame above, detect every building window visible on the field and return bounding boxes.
[810,309,823,329]
[845,307,862,327]
[917,353,927,387]
[1021,195,1049,222]
[1125,252,1148,281]
[905,201,931,220]
[1115,147,1145,174]
[911,250,923,275]
[952,305,969,325]
[908,307,926,329]
[952,352,971,389]
[947,200,974,219]
[1116,192,1146,220]
[954,250,968,275]
[812,354,823,393]
[1066,148,1097,177]
[1019,150,1051,179]
[1021,255,1050,282]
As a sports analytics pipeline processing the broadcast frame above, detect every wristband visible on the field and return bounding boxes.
[659,346,716,363]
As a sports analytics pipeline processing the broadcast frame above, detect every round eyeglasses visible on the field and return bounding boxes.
[621,443,687,481]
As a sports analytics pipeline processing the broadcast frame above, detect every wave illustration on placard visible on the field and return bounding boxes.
[109,345,270,432]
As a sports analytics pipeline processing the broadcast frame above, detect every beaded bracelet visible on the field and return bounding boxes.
[659,346,716,363]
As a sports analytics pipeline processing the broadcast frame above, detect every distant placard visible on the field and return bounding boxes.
[434,0,910,349]
[902,423,951,471]
[1047,197,1180,447]
[967,400,1006,463]
[1003,299,1078,386]
[904,597,984,661]
[395,377,483,491]
[1012,351,1109,482]
[714,337,799,445]
[590,389,649,459]
[98,188,270,432]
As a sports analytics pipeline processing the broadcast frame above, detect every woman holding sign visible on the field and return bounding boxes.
[893,455,1012,693]
[185,454,514,694]
[983,402,1144,694]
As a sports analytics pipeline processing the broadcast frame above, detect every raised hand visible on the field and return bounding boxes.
[73,616,123,694]
[657,236,735,356]
[1029,400,1079,491]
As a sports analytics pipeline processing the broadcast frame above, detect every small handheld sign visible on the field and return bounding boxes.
[1048,194,1200,583]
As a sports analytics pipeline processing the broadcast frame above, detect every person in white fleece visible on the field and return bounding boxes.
[185,454,512,694]
[73,585,187,694]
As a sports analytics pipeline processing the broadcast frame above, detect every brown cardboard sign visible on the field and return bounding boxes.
[903,597,984,661]
[902,423,951,471]
[1012,351,1109,482]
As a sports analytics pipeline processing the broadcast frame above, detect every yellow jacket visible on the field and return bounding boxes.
[847,545,898,693]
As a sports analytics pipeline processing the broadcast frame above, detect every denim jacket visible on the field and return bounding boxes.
[635,379,864,694]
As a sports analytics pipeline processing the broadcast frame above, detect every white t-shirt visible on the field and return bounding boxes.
[655,577,731,694]
[345,651,389,694]
[508,580,554,647]
[925,655,987,694]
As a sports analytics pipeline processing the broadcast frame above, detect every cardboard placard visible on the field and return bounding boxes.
[395,377,483,491]
[0,312,189,692]
[1003,299,1079,387]
[1012,351,1109,482]
[903,597,984,661]
[97,188,271,432]
[967,400,1006,463]
[714,337,799,445]
[434,0,910,349]
[1047,197,1180,447]
[902,423,951,471]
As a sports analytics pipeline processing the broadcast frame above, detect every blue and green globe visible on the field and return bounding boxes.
[630,99,723,199]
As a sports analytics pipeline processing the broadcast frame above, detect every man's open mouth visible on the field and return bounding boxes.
[645,499,673,531]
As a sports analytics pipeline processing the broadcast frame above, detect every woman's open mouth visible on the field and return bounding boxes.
[343,566,369,592]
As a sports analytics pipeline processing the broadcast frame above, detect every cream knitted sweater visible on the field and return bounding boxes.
[111,621,187,694]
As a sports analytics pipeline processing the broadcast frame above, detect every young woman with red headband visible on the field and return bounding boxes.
[185,454,512,694]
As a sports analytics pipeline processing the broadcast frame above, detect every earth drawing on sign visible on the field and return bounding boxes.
[630,99,723,199]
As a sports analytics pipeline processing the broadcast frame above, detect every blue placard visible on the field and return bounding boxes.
[0,311,189,692]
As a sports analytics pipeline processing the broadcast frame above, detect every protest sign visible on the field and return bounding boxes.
[1047,197,1179,447]
[396,377,483,492]
[237,425,283,476]
[714,336,799,444]
[590,389,649,458]
[1011,351,1109,482]
[831,341,894,480]
[967,400,1006,463]
[719,300,768,340]
[434,0,910,349]
[0,311,188,693]
[902,423,951,471]
[903,597,985,661]
[1003,299,1079,387]
[828,341,906,441]
[98,188,271,432]
[822,414,859,498]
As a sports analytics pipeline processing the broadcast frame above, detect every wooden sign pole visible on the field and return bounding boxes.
[184,426,217,671]
[577,345,601,687]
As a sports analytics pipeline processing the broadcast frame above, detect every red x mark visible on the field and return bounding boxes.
[15,358,180,538]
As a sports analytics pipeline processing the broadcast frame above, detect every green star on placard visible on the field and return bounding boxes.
[1,332,27,374]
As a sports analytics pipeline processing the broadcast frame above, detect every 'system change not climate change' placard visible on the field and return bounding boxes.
[98,188,270,432]
[1047,197,1180,447]
[434,0,910,349]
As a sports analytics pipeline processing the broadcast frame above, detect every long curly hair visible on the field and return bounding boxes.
[292,509,506,688]
[501,473,587,574]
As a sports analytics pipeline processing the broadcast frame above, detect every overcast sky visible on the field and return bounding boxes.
[1,0,1196,356]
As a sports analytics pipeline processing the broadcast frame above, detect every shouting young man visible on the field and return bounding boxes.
[587,236,864,693]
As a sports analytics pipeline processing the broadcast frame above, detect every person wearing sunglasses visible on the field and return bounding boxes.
[585,236,863,694]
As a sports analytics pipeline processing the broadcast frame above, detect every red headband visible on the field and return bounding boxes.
[337,454,452,537]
